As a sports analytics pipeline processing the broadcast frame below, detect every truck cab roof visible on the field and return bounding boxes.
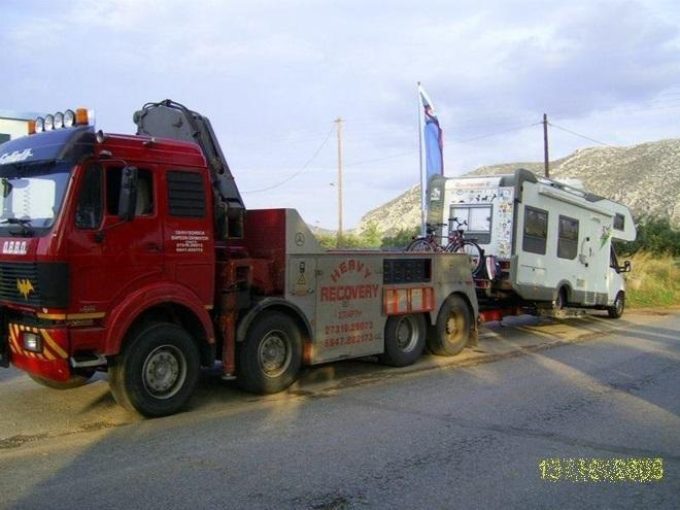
[0,126,208,170]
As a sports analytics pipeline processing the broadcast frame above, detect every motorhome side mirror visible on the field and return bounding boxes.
[621,260,632,273]
[118,166,138,221]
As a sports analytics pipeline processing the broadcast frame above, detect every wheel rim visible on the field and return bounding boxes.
[142,345,187,400]
[445,311,464,343]
[258,330,292,378]
[395,316,419,353]
[409,240,434,252]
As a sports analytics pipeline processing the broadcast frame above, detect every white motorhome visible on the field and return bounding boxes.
[427,169,636,318]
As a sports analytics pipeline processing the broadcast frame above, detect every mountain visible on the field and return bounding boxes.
[357,138,680,236]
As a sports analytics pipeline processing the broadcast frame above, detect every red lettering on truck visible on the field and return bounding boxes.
[319,284,380,302]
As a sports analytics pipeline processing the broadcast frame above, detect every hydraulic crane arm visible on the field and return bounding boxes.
[133,99,244,238]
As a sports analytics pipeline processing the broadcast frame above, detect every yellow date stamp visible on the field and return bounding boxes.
[539,457,664,482]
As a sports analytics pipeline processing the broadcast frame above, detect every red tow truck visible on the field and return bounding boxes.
[0,100,478,416]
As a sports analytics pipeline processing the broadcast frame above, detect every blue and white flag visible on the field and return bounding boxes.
[418,84,443,179]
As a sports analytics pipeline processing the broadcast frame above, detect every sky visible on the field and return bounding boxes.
[2,0,680,229]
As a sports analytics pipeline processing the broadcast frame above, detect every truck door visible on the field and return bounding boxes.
[70,164,164,312]
[606,246,625,304]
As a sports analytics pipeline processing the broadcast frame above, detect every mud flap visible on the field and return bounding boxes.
[469,317,479,347]
[0,330,9,368]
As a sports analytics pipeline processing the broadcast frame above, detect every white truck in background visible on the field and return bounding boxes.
[427,168,636,318]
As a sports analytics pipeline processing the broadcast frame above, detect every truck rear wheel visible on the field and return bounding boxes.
[379,314,426,367]
[109,323,200,417]
[428,295,472,357]
[237,312,302,394]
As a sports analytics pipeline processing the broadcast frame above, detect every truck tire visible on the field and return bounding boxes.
[379,314,427,367]
[608,292,625,319]
[109,323,200,417]
[428,295,472,357]
[29,371,94,390]
[237,312,302,394]
[554,287,567,310]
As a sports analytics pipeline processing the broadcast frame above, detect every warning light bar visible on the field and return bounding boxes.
[31,108,93,134]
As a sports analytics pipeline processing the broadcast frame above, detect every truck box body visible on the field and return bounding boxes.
[427,169,635,309]
[233,209,478,365]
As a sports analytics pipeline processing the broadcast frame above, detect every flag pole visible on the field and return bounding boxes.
[417,82,426,236]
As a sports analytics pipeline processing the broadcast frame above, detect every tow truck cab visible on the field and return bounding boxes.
[0,111,216,384]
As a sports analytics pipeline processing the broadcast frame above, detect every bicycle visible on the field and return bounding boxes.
[445,218,484,275]
[406,220,484,275]
[406,223,448,253]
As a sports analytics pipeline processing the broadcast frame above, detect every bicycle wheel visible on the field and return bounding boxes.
[406,238,436,252]
[452,241,484,275]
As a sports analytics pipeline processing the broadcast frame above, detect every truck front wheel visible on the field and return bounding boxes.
[379,314,427,367]
[608,292,625,319]
[237,312,302,394]
[428,295,472,357]
[109,323,200,417]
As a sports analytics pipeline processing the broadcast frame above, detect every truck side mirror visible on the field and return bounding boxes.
[118,166,138,221]
[620,260,632,273]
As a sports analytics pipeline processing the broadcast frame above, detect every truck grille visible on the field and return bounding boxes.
[0,263,40,306]
[0,262,68,308]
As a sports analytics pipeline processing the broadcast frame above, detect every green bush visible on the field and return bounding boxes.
[618,217,680,256]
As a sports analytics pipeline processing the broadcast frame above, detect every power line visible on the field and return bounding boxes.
[242,124,335,194]
[454,122,541,143]
[548,122,612,147]
[296,121,541,170]
[344,151,414,168]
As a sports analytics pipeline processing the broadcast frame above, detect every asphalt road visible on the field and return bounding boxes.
[1,310,679,509]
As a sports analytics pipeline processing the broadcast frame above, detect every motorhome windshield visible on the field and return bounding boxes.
[0,162,71,235]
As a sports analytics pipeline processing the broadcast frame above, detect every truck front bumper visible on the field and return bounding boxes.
[6,323,71,381]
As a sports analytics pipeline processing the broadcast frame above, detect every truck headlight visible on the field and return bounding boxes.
[54,111,64,129]
[23,332,42,353]
[63,109,76,127]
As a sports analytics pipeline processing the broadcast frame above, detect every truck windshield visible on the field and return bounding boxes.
[0,162,71,235]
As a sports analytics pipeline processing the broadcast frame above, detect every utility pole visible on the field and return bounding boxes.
[335,117,344,248]
[543,113,550,179]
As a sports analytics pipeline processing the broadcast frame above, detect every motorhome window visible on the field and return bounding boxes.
[557,215,579,260]
[523,206,548,254]
[450,205,492,244]
[610,245,620,272]
[75,165,103,229]
[613,213,625,231]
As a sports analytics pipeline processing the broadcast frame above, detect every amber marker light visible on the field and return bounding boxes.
[75,108,89,125]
